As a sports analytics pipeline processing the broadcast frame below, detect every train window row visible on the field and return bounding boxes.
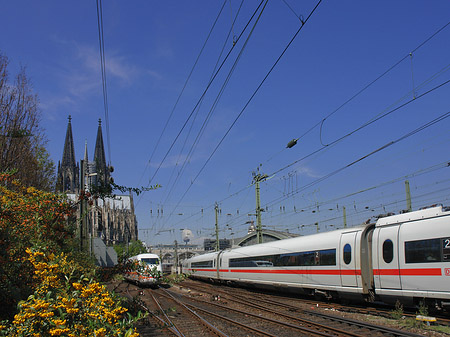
[405,237,450,263]
[229,248,337,268]
[192,260,213,268]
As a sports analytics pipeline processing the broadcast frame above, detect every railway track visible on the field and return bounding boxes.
[112,279,434,336]
[190,279,450,328]
[177,279,427,337]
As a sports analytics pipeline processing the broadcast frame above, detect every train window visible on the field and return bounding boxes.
[319,249,336,266]
[192,260,213,268]
[343,244,351,265]
[141,258,159,265]
[229,249,336,268]
[382,239,394,264]
[297,251,315,266]
[405,238,441,263]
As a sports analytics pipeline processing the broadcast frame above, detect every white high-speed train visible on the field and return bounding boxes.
[124,253,162,286]
[182,206,450,309]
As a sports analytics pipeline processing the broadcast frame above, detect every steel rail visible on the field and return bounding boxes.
[163,288,342,337]
[148,291,185,337]
[125,288,181,337]
[219,287,425,337]
[159,288,229,337]
[182,282,423,337]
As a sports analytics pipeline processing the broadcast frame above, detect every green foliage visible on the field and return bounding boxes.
[0,172,75,320]
[0,175,145,336]
[113,240,147,262]
[391,300,404,320]
[417,300,429,317]
[0,248,142,337]
[88,180,161,201]
[162,273,189,285]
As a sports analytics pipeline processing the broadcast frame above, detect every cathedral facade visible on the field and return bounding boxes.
[56,116,138,245]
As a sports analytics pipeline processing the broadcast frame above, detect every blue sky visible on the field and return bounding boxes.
[2,1,450,246]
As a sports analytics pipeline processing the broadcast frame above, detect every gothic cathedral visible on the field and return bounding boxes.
[56,116,138,245]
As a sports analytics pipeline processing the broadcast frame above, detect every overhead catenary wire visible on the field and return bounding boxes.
[175,118,450,235]
[166,74,450,237]
[145,9,450,242]
[263,110,450,213]
[285,20,450,148]
[156,0,271,233]
[168,60,448,234]
[160,0,245,206]
[137,0,228,187]
[272,76,450,179]
[157,0,323,231]
[262,20,450,165]
[137,0,267,206]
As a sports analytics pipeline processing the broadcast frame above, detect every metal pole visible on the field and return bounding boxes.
[174,240,179,274]
[215,203,220,251]
[405,180,412,212]
[255,179,262,244]
[343,206,347,228]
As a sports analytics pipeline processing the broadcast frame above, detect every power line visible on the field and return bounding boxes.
[213,160,450,231]
[264,110,450,211]
[138,0,267,199]
[288,20,450,147]
[138,0,228,187]
[156,0,271,233]
[159,0,323,230]
[160,0,245,205]
[273,77,450,178]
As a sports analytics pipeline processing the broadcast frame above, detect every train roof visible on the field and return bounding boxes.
[129,253,160,260]
[225,225,371,257]
[376,205,450,227]
[187,251,219,262]
[187,224,372,262]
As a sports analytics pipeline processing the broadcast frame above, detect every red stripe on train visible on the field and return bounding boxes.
[373,268,442,276]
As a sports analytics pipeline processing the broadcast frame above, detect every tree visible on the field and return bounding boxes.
[0,51,55,191]
[113,240,147,262]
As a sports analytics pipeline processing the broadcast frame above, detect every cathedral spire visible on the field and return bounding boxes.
[62,115,76,168]
[84,139,89,163]
[56,115,79,193]
[93,119,109,184]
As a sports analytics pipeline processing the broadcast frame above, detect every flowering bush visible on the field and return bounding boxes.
[0,172,75,319]
[1,249,140,336]
[0,173,143,336]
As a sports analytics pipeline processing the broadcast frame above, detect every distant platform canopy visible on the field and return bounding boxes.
[235,229,299,247]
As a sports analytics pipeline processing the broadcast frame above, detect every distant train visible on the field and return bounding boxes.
[124,253,162,286]
[182,206,450,310]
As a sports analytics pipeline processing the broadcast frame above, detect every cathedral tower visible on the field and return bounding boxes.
[56,116,79,193]
[93,119,110,187]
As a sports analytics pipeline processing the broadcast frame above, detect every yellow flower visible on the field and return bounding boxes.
[52,319,66,326]
[94,327,107,337]
[72,282,83,290]
[49,327,70,336]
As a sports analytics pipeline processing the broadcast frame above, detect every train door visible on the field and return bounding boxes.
[340,232,358,287]
[375,226,401,289]
[216,251,223,279]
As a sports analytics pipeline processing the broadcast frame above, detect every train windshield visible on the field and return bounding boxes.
[141,258,159,265]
